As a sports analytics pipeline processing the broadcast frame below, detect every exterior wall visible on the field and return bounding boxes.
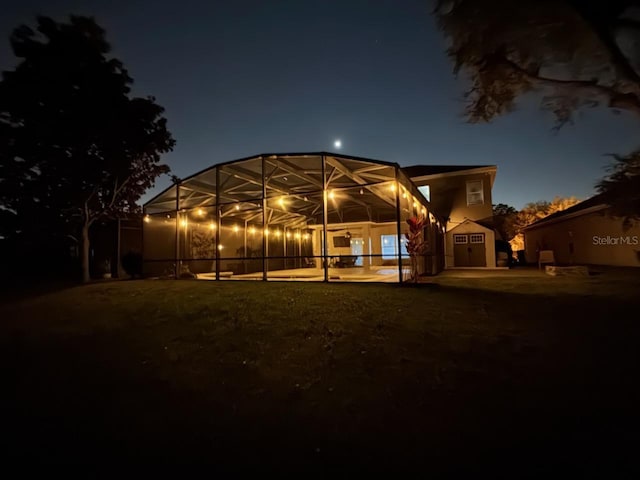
[411,170,496,269]
[445,222,496,268]
[524,212,640,267]
[411,171,493,228]
[310,222,399,267]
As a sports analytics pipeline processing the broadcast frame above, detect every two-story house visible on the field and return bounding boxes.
[404,165,499,268]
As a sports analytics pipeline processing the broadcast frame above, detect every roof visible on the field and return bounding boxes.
[524,193,608,230]
[402,164,495,178]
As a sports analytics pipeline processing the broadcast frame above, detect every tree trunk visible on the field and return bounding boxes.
[81,222,91,283]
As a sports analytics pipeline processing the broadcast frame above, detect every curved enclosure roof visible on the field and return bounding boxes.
[145,152,434,226]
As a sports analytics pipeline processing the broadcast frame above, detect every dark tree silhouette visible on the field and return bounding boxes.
[492,203,518,241]
[597,151,640,227]
[434,0,640,125]
[433,0,640,223]
[0,16,175,282]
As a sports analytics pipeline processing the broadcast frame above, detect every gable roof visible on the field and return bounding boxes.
[448,218,495,234]
[523,193,608,230]
[402,165,495,177]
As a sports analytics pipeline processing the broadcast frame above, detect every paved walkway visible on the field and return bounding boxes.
[428,267,546,279]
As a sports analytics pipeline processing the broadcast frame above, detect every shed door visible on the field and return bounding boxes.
[453,233,486,267]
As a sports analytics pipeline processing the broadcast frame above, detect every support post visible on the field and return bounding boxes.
[395,168,403,284]
[322,155,329,282]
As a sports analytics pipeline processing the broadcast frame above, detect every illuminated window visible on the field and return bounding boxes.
[466,180,484,205]
[381,235,409,259]
[418,185,430,202]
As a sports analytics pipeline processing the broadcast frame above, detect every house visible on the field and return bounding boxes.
[404,164,499,268]
[142,153,499,282]
[523,194,640,267]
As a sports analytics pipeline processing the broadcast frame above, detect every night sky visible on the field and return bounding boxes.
[2,0,638,209]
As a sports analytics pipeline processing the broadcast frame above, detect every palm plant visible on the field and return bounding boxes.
[405,217,428,283]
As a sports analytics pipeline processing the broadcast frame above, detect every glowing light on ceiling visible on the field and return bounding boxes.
[233,225,239,233]
[144,215,150,223]
[328,190,335,200]
[209,222,216,230]
[196,208,205,216]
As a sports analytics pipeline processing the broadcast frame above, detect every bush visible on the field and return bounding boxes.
[121,251,143,278]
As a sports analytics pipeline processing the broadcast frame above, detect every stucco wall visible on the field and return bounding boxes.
[524,211,640,267]
[412,172,493,227]
[310,222,400,267]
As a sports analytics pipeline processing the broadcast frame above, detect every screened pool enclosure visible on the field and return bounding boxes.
[143,153,445,282]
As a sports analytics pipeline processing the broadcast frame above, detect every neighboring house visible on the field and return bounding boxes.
[523,194,640,267]
[404,165,499,268]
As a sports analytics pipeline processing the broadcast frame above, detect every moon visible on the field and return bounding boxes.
[334,139,342,149]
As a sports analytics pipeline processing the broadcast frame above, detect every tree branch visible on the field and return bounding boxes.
[494,55,640,116]
[568,3,640,91]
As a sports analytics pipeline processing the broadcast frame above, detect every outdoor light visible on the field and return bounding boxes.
[359,188,364,195]
[413,201,419,209]
[249,226,256,235]
[278,197,286,208]
[303,196,308,202]
[197,208,204,216]
[144,215,150,223]
[390,182,396,192]
[286,232,292,239]
[209,222,216,230]
[181,219,188,228]
[328,190,335,200]
[218,244,223,251]
[235,205,240,211]
[275,230,281,238]
[233,225,239,233]
[294,232,301,239]
[303,233,310,240]
[264,228,270,236]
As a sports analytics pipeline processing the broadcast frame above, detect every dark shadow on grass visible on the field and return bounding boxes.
[0,282,639,474]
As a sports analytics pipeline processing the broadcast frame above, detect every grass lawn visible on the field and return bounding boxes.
[2,271,640,474]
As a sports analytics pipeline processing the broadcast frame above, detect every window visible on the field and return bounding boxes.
[381,234,409,259]
[470,233,485,244]
[418,185,430,202]
[453,234,467,244]
[466,180,484,205]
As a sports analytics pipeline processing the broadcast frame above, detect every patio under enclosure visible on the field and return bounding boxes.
[143,153,445,283]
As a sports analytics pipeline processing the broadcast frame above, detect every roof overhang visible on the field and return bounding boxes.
[409,165,498,188]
